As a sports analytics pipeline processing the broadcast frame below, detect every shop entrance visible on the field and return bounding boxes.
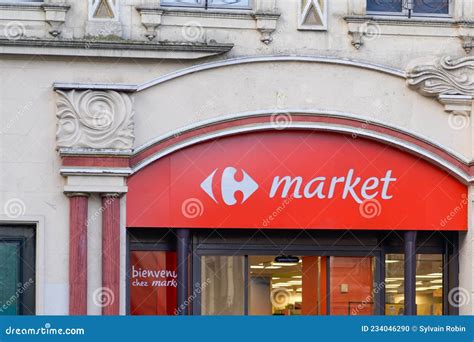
[127,229,457,316]
[199,255,375,316]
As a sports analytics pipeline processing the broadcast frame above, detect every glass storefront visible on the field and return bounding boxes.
[199,255,376,316]
[128,229,457,316]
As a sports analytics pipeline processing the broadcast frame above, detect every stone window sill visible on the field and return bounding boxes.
[344,15,474,52]
[0,2,70,37]
[136,6,280,44]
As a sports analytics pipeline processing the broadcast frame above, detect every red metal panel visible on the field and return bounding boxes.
[127,131,467,231]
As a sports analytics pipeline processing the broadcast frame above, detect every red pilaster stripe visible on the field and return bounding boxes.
[101,194,121,315]
[68,194,89,315]
[62,156,130,168]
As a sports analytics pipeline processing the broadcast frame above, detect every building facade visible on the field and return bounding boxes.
[0,0,473,316]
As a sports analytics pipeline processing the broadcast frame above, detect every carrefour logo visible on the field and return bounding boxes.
[200,167,259,206]
[200,166,397,206]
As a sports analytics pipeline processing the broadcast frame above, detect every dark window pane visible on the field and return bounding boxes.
[161,0,204,7]
[413,0,449,14]
[0,242,20,315]
[367,0,403,12]
[209,0,251,8]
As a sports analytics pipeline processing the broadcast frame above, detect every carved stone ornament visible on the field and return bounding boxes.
[406,56,474,97]
[56,90,134,150]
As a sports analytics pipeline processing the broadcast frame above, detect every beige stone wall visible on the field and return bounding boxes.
[0,0,472,314]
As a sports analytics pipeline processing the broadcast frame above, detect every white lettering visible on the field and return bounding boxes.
[328,176,345,199]
[269,169,396,203]
[303,177,326,198]
[361,177,379,200]
[342,169,362,203]
[270,176,303,198]
[381,170,397,199]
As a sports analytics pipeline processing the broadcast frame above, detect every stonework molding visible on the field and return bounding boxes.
[438,95,473,117]
[298,0,327,31]
[345,16,474,51]
[253,12,280,44]
[407,56,474,97]
[88,0,119,21]
[42,3,71,37]
[56,90,135,150]
[407,56,474,116]
[135,5,280,45]
[135,6,163,41]
[461,35,473,54]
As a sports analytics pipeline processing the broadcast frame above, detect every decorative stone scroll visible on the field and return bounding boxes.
[407,56,474,97]
[56,90,134,150]
[407,56,474,116]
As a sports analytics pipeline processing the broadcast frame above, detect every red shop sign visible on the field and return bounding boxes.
[127,131,467,231]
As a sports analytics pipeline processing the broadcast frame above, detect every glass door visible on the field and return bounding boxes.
[200,254,376,316]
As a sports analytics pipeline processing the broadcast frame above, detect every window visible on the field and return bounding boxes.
[160,0,251,10]
[0,226,35,315]
[201,256,246,315]
[384,253,443,316]
[367,0,450,16]
[385,254,404,315]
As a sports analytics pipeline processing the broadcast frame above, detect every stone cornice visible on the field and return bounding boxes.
[0,38,233,59]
